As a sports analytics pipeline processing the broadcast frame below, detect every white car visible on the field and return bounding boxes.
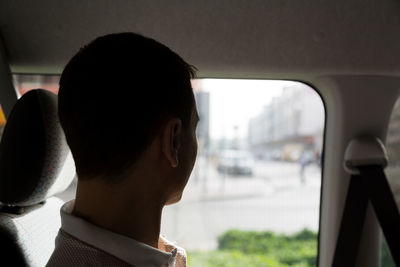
[217,150,254,176]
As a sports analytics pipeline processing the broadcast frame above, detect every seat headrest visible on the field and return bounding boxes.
[0,89,75,207]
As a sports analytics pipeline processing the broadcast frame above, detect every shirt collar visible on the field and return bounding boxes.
[60,200,176,267]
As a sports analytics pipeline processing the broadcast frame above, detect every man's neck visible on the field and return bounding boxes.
[72,180,164,249]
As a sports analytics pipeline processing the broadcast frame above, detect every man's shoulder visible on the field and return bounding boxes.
[46,229,134,267]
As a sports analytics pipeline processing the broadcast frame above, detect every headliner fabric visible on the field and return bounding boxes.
[2,0,400,77]
[0,89,75,206]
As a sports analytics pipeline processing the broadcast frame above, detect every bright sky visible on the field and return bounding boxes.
[196,79,298,140]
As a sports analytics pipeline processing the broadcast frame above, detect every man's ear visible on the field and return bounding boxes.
[162,118,182,168]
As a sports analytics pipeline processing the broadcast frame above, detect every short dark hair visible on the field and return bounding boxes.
[58,33,196,181]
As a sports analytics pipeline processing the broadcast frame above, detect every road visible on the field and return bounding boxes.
[56,158,322,251]
[161,158,321,250]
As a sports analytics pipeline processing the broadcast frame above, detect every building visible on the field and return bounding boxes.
[194,91,210,152]
[248,85,324,160]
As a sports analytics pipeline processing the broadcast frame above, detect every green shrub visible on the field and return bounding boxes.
[188,229,318,267]
[188,250,284,267]
[381,238,396,267]
[217,229,317,266]
[188,229,396,267]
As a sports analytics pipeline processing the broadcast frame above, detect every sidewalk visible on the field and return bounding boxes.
[181,157,274,203]
[182,177,273,202]
[181,157,321,203]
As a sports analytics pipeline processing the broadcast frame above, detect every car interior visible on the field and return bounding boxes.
[1,1,400,266]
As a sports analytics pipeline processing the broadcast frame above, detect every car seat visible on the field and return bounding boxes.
[0,89,75,266]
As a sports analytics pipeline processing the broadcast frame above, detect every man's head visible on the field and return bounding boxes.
[59,33,198,204]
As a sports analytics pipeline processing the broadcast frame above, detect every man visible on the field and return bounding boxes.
[47,33,199,267]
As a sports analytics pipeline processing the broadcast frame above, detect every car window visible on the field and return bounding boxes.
[13,74,59,97]
[12,75,325,267]
[0,105,6,139]
[164,79,324,267]
[381,97,400,267]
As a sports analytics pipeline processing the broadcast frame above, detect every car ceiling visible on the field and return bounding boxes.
[1,0,400,78]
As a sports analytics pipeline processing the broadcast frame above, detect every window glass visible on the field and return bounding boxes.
[382,97,400,267]
[12,76,325,267]
[13,74,60,97]
[0,105,6,139]
[162,79,324,267]
[381,235,395,267]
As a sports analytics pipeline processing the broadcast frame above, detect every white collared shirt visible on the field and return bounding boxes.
[59,200,187,267]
